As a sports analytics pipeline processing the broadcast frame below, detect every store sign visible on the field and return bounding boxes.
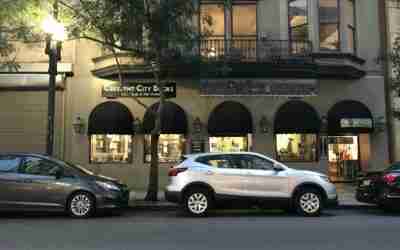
[340,118,373,129]
[102,82,176,98]
[200,79,318,97]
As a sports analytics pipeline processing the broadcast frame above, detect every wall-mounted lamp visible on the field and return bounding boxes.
[193,117,203,134]
[72,116,85,134]
[259,116,270,134]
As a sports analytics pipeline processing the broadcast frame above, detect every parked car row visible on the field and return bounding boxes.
[1,152,399,218]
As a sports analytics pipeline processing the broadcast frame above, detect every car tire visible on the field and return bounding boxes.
[294,188,323,217]
[67,191,96,218]
[183,188,212,217]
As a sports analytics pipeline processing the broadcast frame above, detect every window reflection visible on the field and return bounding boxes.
[144,134,185,163]
[319,0,340,50]
[209,136,251,153]
[90,135,132,163]
[276,134,317,162]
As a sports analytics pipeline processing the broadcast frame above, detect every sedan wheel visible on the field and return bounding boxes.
[295,189,322,216]
[184,189,212,216]
[68,192,95,218]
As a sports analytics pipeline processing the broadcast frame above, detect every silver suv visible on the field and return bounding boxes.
[165,152,337,217]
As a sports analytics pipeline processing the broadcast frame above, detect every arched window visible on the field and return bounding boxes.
[208,101,253,152]
[88,102,134,164]
[142,101,188,163]
[274,101,320,162]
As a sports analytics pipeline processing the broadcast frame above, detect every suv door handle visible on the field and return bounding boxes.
[206,171,214,175]
[23,179,33,183]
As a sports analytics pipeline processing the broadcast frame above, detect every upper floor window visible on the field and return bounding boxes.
[344,0,356,53]
[232,4,257,37]
[200,1,257,38]
[200,3,225,38]
[289,0,308,40]
[319,0,340,50]
[288,0,308,53]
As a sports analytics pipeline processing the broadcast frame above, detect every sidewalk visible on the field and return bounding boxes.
[129,183,374,210]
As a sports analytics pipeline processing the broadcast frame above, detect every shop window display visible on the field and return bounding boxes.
[209,136,251,153]
[276,134,317,162]
[328,136,359,182]
[90,135,132,163]
[144,134,185,163]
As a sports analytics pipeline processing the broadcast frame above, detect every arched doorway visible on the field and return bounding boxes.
[327,100,374,182]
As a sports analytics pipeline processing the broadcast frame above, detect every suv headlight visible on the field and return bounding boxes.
[96,181,120,191]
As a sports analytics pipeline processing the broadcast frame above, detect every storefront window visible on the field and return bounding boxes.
[319,0,340,50]
[276,134,317,162]
[328,136,359,182]
[90,135,132,163]
[144,134,185,163]
[209,136,251,153]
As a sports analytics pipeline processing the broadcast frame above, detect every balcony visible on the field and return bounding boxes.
[92,38,363,79]
[199,38,313,64]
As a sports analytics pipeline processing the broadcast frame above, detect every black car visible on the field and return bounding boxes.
[356,162,400,211]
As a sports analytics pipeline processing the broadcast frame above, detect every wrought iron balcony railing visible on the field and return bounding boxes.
[199,38,312,63]
[100,38,313,64]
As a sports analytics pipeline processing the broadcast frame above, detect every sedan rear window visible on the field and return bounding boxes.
[0,156,21,172]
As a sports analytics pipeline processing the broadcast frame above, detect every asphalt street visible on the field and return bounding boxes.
[0,208,400,250]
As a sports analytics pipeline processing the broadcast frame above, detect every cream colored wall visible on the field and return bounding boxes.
[0,91,65,157]
[0,0,388,190]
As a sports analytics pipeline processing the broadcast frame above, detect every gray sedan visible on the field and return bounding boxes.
[0,153,129,218]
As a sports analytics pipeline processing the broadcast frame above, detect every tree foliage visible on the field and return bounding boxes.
[390,36,400,119]
[0,0,48,69]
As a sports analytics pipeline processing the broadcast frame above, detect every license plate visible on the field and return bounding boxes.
[362,180,371,186]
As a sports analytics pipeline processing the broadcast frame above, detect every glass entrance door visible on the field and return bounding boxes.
[328,136,360,182]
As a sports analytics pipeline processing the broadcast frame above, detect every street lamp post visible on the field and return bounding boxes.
[42,1,65,156]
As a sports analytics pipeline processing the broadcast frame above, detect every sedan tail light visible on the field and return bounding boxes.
[168,167,188,177]
[383,173,399,185]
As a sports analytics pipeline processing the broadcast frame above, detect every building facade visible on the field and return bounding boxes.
[0,0,389,190]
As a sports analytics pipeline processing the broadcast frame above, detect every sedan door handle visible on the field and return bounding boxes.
[23,179,33,183]
[206,171,214,175]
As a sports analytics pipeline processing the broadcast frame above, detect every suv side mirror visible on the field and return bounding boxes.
[273,163,284,172]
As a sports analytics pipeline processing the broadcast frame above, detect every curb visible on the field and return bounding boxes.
[127,203,376,211]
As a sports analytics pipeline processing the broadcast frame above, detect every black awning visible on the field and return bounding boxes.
[142,101,188,134]
[328,100,374,134]
[208,101,253,136]
[88,102,134,135]
[274,100,321,133]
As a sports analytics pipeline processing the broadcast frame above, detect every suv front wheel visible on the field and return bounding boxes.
[183,188,212,217]
[294,188,322,217]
